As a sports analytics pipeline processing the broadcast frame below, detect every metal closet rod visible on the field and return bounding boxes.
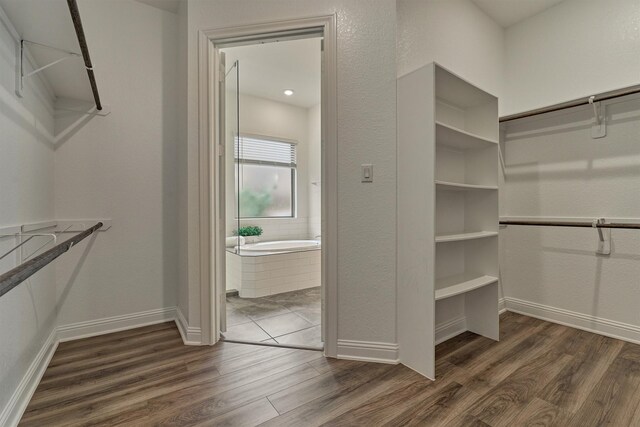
[500,220,640,230]
[499,83,640,123]
[66,0,102,111]
[0,222,103,299]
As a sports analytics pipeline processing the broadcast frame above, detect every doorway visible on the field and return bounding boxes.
[222,38,323,349]
[203,17,337,354]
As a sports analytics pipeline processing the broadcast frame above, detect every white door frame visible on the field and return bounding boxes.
[197,15,338,357]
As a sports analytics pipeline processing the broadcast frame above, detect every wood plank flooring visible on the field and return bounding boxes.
[20,312,640,426]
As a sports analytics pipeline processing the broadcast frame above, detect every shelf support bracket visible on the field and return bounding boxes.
[593,218,611,255]
[588,95,606,139]
[17,39,81,98]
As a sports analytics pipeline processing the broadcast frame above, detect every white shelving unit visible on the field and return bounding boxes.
[398,63,499,379]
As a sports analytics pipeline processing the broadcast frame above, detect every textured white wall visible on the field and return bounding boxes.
[0,9,56,416]
[183,0,397,344]
[504,0,640,116]
[54,0,178,325]
[397,0,505,111]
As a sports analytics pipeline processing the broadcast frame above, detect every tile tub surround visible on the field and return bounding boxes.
[226,249,321,298]
[223,287,322,348]
[236,217,310,241]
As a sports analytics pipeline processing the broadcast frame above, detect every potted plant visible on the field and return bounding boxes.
[234,225,263,244]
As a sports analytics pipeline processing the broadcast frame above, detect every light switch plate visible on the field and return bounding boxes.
[361,164,373,182]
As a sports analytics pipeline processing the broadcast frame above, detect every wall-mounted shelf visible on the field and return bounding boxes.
[0,0,104,113]
[435,274,498,301]
[436,122,498,150]
[435,181,498,191]
[435,231,498,243]
[0,219,110,298]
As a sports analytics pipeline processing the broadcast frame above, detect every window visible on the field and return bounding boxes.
[235,135,296,218]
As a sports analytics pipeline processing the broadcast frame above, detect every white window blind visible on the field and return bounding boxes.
[235,135,297,167]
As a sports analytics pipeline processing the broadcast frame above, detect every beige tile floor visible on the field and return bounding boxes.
[223,287,322,349]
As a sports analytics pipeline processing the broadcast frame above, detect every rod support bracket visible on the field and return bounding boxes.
[593,218,611,255]
[588,96,606,139]
[17,40,81,98]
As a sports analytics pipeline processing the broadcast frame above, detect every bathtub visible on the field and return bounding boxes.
[238,239,321,255]
[227,239,321,298]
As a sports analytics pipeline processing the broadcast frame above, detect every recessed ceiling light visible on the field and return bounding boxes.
[284,89,294,96]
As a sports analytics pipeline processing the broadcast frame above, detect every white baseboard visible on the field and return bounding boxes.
[337,340,399,364]
[175,307,202,345]
[57,307,177,342]
[433,300,506,346]
[2,305,206,425]
[504,297,640,345]
[498,297,507,314]
[0,327,58,427]
[435,316,467,345]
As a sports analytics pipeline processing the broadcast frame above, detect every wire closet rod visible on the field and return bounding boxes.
[66,0,102,110]
[0,222,102,298]
[499,83,640,123]
[500,220,640,230]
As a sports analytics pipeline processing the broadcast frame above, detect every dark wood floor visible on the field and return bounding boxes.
[20,312,640,426]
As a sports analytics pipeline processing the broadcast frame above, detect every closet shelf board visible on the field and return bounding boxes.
[436,121,498,150]
[435,231,498,243]
[435,181,498,191]
[435,274,498,300]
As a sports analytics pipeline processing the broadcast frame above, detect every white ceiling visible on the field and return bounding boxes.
[222,38,322,109]
[0,0,93,102]
[471,0,566,27]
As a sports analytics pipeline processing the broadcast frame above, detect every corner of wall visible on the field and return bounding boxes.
[0,328,58,427]
[175,306,203,345]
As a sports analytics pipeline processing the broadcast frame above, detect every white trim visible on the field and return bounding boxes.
[200,15,338,356]
[57,307,176,342]
[197,29,214,346]
[54,219,112,232]
[20,221,57,233]
[504,297,640,345]
[0,224,22,234]
[498,297,506,314]
[337,340,399,364]
[2,307,195,425]
[175,307,203,345]
[432,302,506,346]
[435,316,467,345]
[0,327,58,427]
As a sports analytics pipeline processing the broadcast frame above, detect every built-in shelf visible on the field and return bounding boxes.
[435,274,498,300]
[436,121,498,150]
[435,231,498,243]
[398,63,499,380]
[435,181,498,191]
